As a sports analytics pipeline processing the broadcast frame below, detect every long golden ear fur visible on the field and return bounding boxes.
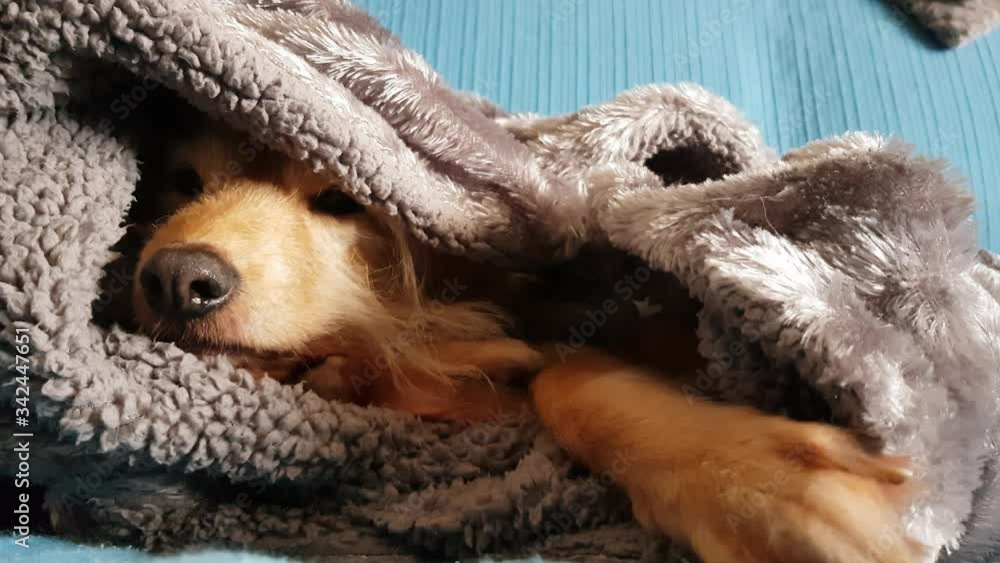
[336,214,518,391]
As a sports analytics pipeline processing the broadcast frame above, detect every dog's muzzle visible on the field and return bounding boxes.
[139,245,239,321]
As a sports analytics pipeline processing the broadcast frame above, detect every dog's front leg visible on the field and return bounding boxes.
[531,347,924,563]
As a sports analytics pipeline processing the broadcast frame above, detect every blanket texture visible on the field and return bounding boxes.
[893,0,1000,46]
[1,1,999,562]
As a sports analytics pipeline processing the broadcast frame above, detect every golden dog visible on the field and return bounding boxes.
[127,118,923,563]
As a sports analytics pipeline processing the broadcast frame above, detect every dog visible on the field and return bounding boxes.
[124,114,924,563]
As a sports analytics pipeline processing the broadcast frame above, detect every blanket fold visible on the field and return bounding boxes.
[1,1,998,561]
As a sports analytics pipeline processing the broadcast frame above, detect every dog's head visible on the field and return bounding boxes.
[132,123,415,359]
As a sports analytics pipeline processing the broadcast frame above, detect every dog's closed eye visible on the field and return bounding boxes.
[312,188,364,216]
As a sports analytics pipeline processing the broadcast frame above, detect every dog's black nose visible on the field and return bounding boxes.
[139,247,239,320]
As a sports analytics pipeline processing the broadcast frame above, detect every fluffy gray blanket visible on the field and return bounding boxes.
[1,1,998,562]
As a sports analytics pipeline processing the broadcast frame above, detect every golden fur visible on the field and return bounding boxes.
[130,121,924,562]
[133,127,526,408]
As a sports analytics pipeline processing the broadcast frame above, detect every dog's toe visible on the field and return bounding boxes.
[781,423,912,485]
[632,420,926,563]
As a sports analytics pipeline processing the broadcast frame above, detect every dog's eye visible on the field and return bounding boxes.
[172,167,203,197]
[312,189,364,216]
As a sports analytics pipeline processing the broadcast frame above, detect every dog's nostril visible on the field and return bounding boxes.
[189,278,227,304]
[139,246,239,320]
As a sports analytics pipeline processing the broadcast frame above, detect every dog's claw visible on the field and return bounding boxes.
[866,455,913,485]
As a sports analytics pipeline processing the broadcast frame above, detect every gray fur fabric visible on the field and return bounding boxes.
[892,0,1000,47]
[1,1,998,562]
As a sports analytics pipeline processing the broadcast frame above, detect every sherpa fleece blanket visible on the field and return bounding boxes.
[1,1,999,562]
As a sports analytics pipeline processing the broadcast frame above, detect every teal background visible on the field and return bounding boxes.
[355,0,1000,250]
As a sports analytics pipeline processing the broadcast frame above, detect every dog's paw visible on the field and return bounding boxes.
[628,418,925,563]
